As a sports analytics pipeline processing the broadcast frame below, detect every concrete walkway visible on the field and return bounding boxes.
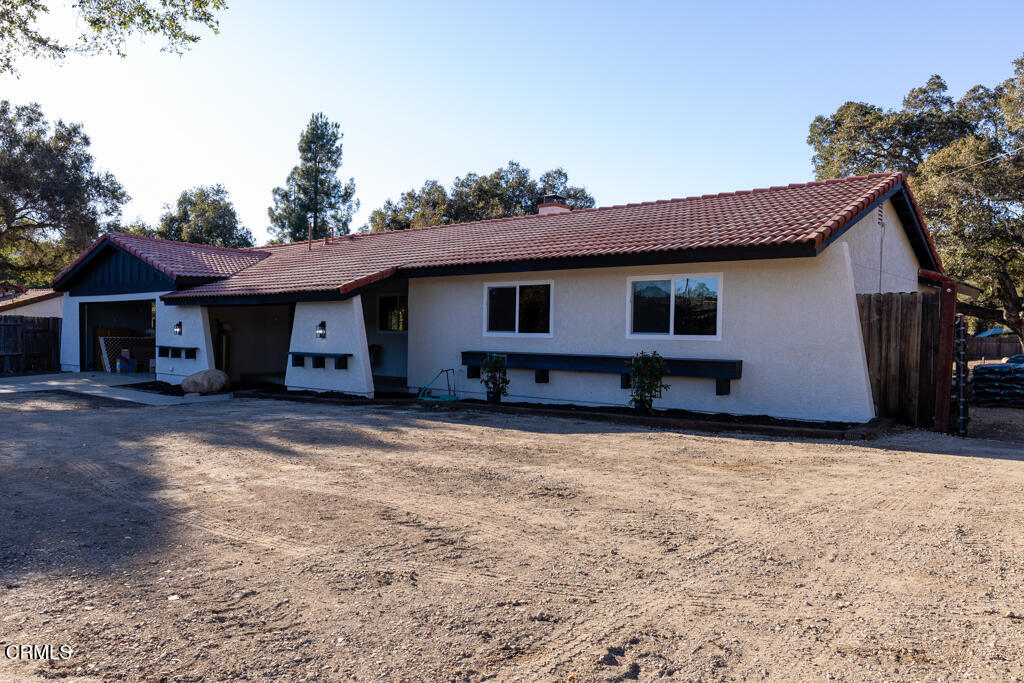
[0,372,232,406]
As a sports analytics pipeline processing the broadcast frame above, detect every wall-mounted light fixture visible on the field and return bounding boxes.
[315,320,327,339]
[173,321,183,336]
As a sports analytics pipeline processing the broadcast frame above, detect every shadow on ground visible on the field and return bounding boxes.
[0,393,171,581]
[0,392,410,581]
[401,401,1024,462]
[391,403,669,436]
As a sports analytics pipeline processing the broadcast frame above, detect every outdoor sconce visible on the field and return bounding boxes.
[315,321,327,339]
[173,321,183,336]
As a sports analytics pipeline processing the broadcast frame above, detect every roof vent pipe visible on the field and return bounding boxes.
[538,193,571,216]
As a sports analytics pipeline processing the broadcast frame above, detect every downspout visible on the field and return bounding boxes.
[920,269,957,433]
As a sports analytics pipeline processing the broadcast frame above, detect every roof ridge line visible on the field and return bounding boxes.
[583,172,903,212]
[336,172,906,239]
[109,231,271,255]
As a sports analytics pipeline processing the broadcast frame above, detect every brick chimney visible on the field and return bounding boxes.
[537,193,570,215]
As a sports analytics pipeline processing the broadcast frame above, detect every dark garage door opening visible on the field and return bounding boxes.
[79,300,155,372]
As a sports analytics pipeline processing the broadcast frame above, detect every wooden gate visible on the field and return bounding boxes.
[0,315,62,374]
[857,292,941,427]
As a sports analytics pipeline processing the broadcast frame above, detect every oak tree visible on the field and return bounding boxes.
[1,0,227,74]
[0,100,125,284]
[158,184,253,248]
[808,57,1024,342]
[366,161,595,232]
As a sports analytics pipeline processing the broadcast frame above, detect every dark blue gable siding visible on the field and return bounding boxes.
[67,244,175,296]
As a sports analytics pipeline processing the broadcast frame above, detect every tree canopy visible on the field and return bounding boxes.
[268,113,358,242]
[0,100,126,285]
[1,0,227,74]
[157,184,253,248]
[807,56,1024,342]
[365,162,595,232]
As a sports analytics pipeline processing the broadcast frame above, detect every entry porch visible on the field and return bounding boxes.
[161,278,411,397]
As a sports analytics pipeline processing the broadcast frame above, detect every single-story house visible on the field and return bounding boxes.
[0,282,64,318]
[50,172,942,422]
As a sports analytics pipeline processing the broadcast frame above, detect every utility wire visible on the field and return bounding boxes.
[932,143,1024,181]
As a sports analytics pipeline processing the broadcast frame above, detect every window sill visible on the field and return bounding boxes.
[627,333,721,341]
[483,332,554,339]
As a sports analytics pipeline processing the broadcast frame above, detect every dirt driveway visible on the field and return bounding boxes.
[2,393,1024,681]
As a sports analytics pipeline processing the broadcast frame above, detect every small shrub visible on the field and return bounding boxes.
[628,351,669,414]
[481,353,510,402]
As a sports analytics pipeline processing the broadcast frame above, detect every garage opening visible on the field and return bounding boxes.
[209,305,294,385]
[79,299,156,372]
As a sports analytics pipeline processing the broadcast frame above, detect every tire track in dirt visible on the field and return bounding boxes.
[254,457,760,613]
[261,478,601,601]
[59,445,598,604]
[509,536,774,678]
[56,426,777,624]
[60,459,314,558]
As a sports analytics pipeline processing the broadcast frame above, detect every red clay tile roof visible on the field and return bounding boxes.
[0,288,62,313]
[0,281,28,298]
[162,172,938,301]
[51,232,269,288]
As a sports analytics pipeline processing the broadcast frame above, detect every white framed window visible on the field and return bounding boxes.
[626,273,721,340]
[483,280,553,337]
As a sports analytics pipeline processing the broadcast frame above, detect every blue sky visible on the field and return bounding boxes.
[2,1,1022,244]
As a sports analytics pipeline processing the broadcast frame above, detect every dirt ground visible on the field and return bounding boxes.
[969,406,1024,443]
[2,393,1024,682]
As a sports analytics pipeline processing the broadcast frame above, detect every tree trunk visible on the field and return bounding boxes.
[995,269,1024,346]
[312,159,319,239]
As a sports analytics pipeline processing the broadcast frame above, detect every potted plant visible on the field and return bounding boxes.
[481,353,510,404]
[628,351,669,414]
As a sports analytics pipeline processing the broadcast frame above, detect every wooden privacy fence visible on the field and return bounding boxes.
[967,336,1023,361]
[0,315,62,374]
[857,292,941,427]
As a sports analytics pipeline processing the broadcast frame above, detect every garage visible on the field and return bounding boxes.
[78,299,156,372]
[51,232,267,376]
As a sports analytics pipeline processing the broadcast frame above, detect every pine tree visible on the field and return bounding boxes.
[268,113,358,241]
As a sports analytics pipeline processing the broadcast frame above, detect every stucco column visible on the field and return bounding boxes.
[286,296,374,396]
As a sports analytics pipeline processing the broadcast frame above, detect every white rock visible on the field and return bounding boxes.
[180,369,230,395]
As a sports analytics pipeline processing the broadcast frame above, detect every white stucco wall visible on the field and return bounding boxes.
[60,291,166,372]
[836,199,926,294]
[155,299,216,383]
[0,296,63,318]
[407,243,874,422]
[285,297,374,396]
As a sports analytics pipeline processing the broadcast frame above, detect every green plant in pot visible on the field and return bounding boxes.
[481,353,510,404]
[628,351,669,414]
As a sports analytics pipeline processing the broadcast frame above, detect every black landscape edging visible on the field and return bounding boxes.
[429,401,895,441]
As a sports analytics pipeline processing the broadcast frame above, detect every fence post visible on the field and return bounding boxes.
[933,281,958,433]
